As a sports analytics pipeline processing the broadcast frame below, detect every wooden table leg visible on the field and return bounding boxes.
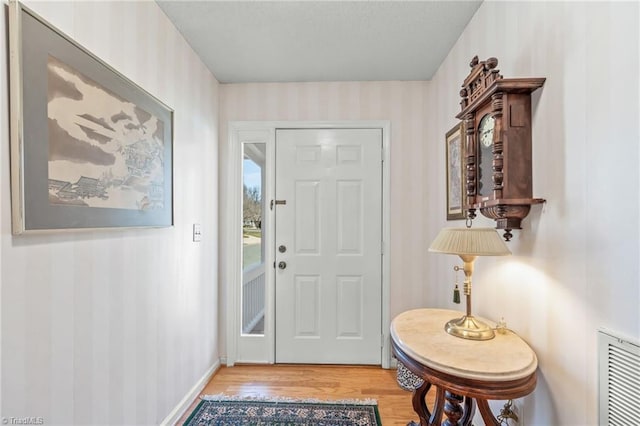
[409,380,432,425]
[460,396,476,426]
[477,398,501,426]
[428,386,445,426]
[442,391,464,426]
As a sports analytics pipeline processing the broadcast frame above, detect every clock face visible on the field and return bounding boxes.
[477,114,495,196]
[478,114,495,148]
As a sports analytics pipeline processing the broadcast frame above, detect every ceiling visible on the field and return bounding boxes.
[156,1,482,84]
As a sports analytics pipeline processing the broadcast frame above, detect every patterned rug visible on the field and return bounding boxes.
[183,395,381,426]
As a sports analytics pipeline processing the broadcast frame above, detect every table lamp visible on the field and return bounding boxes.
[429,227,511,340]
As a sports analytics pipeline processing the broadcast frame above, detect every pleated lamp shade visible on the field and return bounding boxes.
[429,227,511,256]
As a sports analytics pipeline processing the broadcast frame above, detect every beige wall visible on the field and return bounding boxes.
[0,1,219,424]
[219,81,433,355]
[428,1,639,424]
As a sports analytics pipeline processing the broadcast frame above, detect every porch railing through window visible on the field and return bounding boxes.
[242,263,265,334]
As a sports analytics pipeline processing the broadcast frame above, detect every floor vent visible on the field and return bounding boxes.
[598,330,640,426]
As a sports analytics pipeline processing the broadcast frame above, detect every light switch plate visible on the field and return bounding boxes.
[193,223,202,242]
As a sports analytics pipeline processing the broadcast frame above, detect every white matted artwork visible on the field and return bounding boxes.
[9,1,173,233]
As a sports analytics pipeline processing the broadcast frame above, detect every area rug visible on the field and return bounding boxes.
[183,395,381,426]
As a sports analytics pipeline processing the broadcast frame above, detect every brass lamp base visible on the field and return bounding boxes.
[445,315,495,340]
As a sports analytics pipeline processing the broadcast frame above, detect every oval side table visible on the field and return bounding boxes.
[390,309,537,426]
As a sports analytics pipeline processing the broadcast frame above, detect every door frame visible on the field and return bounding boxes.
[225,120,391,368]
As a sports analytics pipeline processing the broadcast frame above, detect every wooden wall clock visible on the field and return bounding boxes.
[456,56,545,241]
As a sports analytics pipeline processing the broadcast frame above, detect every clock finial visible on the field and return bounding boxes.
[469,56,479,67]
[485,57,498,70]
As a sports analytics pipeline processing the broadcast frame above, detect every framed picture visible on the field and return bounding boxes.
[9,2,173,234]
[445,123,465,220]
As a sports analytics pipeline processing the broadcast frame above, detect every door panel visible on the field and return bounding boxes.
[275,128,382,364]
[336,276,363,337]
[295,181,320,254]
[337,180,363,254]
[294,275,321,337]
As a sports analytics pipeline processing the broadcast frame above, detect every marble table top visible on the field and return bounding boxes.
[391,308,538,381]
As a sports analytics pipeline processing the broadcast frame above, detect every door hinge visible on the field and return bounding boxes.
[381,334,385,348]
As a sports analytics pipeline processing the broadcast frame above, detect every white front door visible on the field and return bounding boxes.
[274,128,382,364]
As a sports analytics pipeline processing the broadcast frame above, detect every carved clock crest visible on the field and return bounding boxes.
[457,56,545,241]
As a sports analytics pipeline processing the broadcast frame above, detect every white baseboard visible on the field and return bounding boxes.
[160,359,221,426]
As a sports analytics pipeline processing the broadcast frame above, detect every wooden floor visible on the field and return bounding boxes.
[177,364,433,425]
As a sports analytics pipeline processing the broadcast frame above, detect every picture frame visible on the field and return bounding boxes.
[445,123,465,220]
[9,1,174,234]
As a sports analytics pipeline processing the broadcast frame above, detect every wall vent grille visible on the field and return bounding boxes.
[598,330,640,426]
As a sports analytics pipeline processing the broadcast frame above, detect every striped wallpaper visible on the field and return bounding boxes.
[1,1,219,424]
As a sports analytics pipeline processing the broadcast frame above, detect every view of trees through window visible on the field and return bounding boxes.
[242,156,262,270]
